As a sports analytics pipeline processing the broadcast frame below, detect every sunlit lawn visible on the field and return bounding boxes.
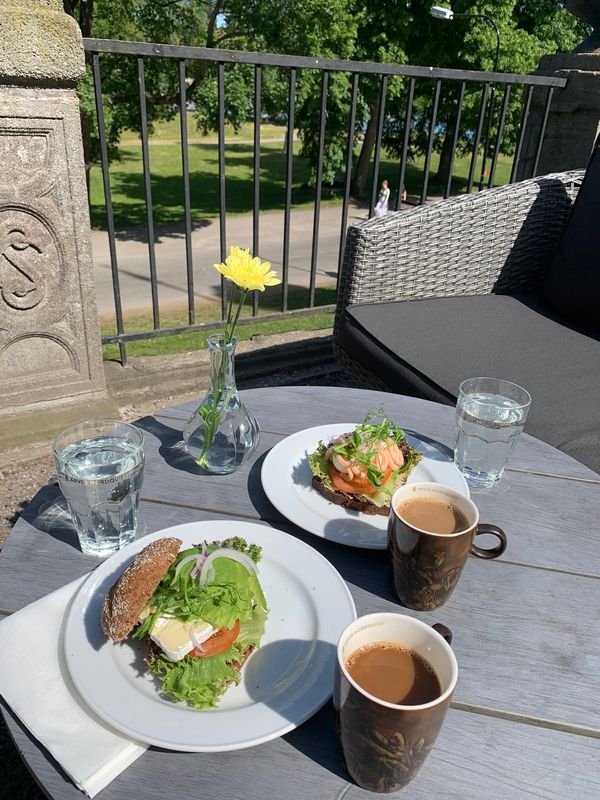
[89,118,513,230]
[94,117,512,359]
[101,285,336,361]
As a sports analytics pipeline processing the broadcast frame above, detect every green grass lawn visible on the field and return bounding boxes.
[101,285,336,360]
[90,117,513,230]
[121,118,286,143]
[93,117,513,360]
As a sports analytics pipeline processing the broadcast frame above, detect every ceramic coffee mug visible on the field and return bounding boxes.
[388,482,507,611]
[334,613,458,793]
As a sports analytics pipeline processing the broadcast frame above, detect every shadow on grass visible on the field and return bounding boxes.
[111,217,212,244]
[90,134,490,231]
[90,146,317,230]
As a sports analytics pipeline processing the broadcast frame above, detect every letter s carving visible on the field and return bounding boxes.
[0,228,45,310]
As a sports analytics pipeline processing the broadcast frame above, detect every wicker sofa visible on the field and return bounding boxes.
[333,168,600,474]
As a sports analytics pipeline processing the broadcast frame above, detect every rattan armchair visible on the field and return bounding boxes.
[334,171,584,390]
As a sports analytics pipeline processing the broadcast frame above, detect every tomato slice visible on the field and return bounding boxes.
[329,465,391,495]
[190,619,240,658]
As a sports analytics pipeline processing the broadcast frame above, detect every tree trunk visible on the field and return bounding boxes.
[435,131,455,190]
[79,0,94,38]
[351,102,379,199]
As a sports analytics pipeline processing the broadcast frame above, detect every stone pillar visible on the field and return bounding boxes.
[0,0,117,451]
[517,52,600,180]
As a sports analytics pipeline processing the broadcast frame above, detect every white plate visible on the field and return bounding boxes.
[261,424,470,550]
[63,520,356,752]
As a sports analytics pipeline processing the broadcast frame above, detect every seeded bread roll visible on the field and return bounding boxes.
[101,537,182,643]
[311,475,389,516]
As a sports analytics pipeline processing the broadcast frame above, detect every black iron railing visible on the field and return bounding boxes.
[84,38,566,364]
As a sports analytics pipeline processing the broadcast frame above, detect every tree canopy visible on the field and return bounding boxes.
[65,1,590,196]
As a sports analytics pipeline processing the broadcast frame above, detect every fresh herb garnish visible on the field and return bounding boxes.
[330,409,406,490]
[219,537,262,563]
[133,537,266,640]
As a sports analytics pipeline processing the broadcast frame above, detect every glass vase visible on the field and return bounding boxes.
[183,334,260,474]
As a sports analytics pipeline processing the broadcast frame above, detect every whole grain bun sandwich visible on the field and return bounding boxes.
[100,534,268,709]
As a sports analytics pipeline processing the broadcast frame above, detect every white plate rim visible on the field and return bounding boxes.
[261,423,469,550]
[63,520,356,752]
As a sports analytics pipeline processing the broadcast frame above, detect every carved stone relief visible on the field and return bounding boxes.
[0,209,57,310]
[0,91,106,409]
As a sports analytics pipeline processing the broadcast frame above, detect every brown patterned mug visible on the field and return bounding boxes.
[334,613,458,793]
[388,482,507,611]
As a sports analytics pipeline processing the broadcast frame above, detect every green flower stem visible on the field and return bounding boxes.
[224,283,236,340]
[228,288,248,339]
[198,286,249,465]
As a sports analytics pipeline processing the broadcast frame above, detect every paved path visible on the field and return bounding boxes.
[91,202,372,315]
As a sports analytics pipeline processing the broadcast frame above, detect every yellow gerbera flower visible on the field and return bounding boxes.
[214,246,281,292]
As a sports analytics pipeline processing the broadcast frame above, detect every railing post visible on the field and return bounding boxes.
[0,0,117,452]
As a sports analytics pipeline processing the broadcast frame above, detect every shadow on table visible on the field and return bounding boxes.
[134,417,205,476]
[247,450,290,521]
[405,429,454,462]
[19,485,81,551]
[248,448,397,604]
[285,702,348,781]
[244,638,349,781]
[1,700,69,800]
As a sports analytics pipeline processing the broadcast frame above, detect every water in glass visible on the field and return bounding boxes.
[455,386,529,489]
[54,430,144,557]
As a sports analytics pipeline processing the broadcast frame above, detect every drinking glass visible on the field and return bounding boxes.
[454,378,531,489]
[52,420,144,557]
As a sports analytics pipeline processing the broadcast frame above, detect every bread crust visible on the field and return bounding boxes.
[311,475,389,516]
[101,537,182,643]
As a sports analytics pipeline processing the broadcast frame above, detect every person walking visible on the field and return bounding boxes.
[374,179,390,217]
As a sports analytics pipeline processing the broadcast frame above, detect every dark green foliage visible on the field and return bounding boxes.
[66,1,591,195]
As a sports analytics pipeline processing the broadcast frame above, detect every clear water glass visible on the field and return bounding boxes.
[454,378,531,489]
[52,420,145,557]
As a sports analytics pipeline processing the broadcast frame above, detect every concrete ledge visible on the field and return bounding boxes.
[0,391,119,453]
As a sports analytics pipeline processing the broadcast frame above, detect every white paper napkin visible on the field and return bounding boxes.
[0,576,147,797]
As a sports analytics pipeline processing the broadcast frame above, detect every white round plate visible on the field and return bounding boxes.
[63,520,356,752]
[261,424,469,550]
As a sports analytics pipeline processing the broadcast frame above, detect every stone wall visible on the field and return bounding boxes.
[517,54,600,180]
[0,0,116,451]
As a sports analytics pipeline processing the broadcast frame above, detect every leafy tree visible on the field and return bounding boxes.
[64,0,590,201]
[381,1,591,188]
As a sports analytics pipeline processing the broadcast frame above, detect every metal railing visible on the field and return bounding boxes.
[84,38,567,364]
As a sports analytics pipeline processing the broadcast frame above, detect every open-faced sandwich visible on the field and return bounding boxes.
[308,413,422,516]
[101,535,268,709]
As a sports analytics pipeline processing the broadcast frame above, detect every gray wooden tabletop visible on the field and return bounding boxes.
[1,386,599,800]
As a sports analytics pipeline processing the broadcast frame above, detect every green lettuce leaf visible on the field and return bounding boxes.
[138,537,269,709]
[197,558,265,629]
[135,539,268,640]
[147,608,267,709]
[307,442,332,486]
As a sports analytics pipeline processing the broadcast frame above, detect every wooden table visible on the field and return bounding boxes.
[1,387,599,800]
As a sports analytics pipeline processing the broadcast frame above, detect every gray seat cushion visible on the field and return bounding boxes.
[542,142,600,331]
[337,294,600,473]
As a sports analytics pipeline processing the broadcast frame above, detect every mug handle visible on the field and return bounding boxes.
[470,524,507,559]
[432,623,452,645]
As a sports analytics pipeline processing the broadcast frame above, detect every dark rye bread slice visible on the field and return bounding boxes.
[101,537,182,643]
[312,475,389,516]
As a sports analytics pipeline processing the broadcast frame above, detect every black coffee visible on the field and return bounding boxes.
[346,641,442,705]
[397,497,469,534]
